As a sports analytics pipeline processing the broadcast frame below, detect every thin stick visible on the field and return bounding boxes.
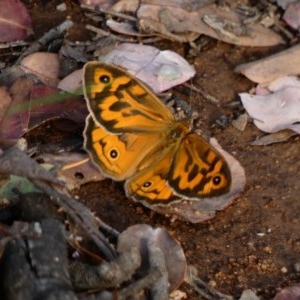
[16,20,74,64]
[183,83,220,105]
[81,4,137,22]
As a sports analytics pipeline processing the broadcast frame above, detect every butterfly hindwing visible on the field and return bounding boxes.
[84,115,169,181]
[125,146,180,204]
[168,133,232,199]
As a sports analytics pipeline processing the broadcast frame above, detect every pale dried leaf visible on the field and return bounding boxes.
[0,0,32,42]
[231,113,248,131]
[240,85,300,134]
[58,69,83,93]
[78,0,117,8]
[37,153,105,190]
[20,52,60,87]
[251,130,297,146]
[101,43,195,93]
[235,44,300,84]
[239,289,260,300]
[283,2,300,29]
[274,284,300,300]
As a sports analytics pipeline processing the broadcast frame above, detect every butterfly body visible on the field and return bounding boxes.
[83,62,232,205]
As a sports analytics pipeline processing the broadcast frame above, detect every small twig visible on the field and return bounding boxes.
[85,24,138,42]
[223,100,241,108]
[148,239,169,300]
[139,36,163,43]
[118,268,162,299]
[183,83,221,105]
[185,266,233,300]
[81,4,137,22]
[16,19,74,64]
[85,24,111,37]
[0,147,116,261]
[0,41,29,49]
[85,24,162,44]
[97,218,120,238]
[69,248,141,290]
[33,179,117,261]
[61,157,90,171]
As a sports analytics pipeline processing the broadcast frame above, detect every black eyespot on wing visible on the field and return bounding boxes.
[110,149,118,159]
[143,181,152,188]
[212,175,221,186]
[100,74,110,84]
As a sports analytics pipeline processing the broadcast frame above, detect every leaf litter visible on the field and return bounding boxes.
[0,0,32,42]
[0,0,300,299]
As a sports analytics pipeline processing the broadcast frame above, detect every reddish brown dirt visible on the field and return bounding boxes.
[22,1,300,299]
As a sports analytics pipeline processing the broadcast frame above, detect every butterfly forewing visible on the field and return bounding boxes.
[83,62,175,134]
[168,133,232,199]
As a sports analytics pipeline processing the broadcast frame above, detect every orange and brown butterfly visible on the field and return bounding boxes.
[82,62,231,205]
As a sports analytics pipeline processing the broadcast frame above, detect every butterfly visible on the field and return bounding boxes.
[82,62,232,205]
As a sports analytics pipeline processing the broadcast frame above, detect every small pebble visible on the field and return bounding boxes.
[57,3,67,12]
[169,290,187,300]
[208,280,217,288]
[231,113,248,131]
[293,262,300,272]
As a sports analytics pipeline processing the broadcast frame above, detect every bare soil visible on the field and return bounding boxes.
[21,1,300,299]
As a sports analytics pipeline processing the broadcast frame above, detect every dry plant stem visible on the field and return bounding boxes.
[69,248,141,290]
[0,41,29,49]
[85,24,137,42]
[139,36,163,43]
[0,147,62,185]
[139,19,190,43]
[186,266,233,300]
[81,4,137,21]
[118,268,162,300]
[16,20,74,64]
[148,239,169,300]
[85,25,111,37]
[32,179,116,261]
[224,100,241,108]
[272,14,294,40]
[118,239,169,300]
[86,24,162,44]
[183,83,220,105]
[191,277,233,300]
[97,218,120,238]
[84,1,185,43]
[0,147,116,261]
